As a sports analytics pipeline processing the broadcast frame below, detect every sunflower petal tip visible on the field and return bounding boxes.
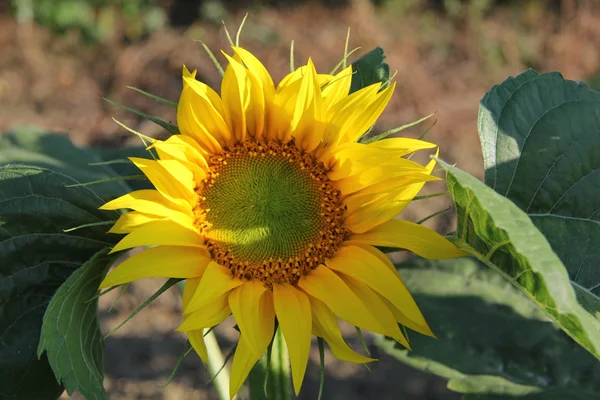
[98,277,113,289]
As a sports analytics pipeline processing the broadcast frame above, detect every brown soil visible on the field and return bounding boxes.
[2,1,599,399]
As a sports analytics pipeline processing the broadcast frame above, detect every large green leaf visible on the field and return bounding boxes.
[438,159,600,360]
[0,127,151,198]
[38,249,115,400]
[0,165,117,400]
[478,71,600,320]
[349,47,390,95]
[377,256,600,399]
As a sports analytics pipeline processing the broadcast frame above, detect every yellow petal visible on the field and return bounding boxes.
[290,59,324,153]
[326,245,432,336]
[339,275,410,349]
[177,81,227,152]
[108,208,192,234]
[347,244,434,336]
[182,277,201,310]
[272,65,330,143]
[273,284,311,395]
[110,220,204,254]
[187,329,208,362]
[349,219,467,259]
[334,159,437,194]
[183,75,227,116]
[100,189,191,218]
[272,70,303,142]
[327,139,437,180]
[349,243,397,274]
[221,54,251,141]
[277,65,305,91]
[178,293,231,331]
[151,137,208,183]
[277,66,331,91]
[182,64,197,79]
[344,157,437,233]
[152,135,209,169]
[100,245,210,288]
[341,83,396,144]
[378,294,434,337]
[109,211,158,234]
[309,296,374,364]
[232,46,275,97]
[322,83,381,146]
[297,265,383,334]
[129,158,196,207]
[368,137,437,154]
[321,66,353,111]
[229,334,261,399]
[186,261,242,314]
[229,281,275,357]
[346,172,439,199]
[231,47,274,138]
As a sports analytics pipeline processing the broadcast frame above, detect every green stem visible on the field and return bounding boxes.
[205,329,232,400]
[248,327,291,400]
[176,281,232,400]
[270,328,291,400]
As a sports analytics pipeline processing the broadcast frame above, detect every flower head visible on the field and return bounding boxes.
[100,46,465,397]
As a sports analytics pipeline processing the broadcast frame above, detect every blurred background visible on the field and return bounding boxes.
[1,0,599,399]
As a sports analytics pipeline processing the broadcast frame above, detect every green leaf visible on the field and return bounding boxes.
[438,159,600,360]
[0,126,154,196]
[377,256,600,399]
[0,165,117,399]
[478,70,600,324]
[37,249,115,400]
[349,47,390,95]
[0,127,132,199]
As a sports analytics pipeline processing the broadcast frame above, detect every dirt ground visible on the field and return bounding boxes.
[1,0,600,399]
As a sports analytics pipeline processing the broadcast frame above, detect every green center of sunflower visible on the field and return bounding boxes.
[195,140,347,287]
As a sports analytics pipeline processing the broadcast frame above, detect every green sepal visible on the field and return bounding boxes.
[126,85,178,108]
[103,97,180,135]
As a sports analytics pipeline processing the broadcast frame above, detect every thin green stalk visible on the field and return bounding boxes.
[317,338,325,400]
[269,328,291,400]
[248,327,291,400]
[205,329,232,400]
[176,281,231,399]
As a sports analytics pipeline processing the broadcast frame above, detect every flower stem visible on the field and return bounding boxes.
[248,327,292,400]
[205,329,232,400]
[177,281,232,400]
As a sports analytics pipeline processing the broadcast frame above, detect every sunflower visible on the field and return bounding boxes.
[99,46,465,397]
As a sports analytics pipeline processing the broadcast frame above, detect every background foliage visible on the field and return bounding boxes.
[7,0,574,43]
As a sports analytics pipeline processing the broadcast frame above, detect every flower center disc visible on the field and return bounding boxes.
[196,141,346,287]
